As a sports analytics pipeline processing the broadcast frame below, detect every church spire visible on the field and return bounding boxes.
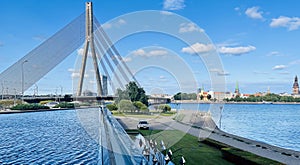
[293,75,299,95]
[234,81,240,95]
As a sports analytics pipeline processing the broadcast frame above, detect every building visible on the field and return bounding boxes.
[197,87,211,101]
[292,75,299,95]
[233,81,240,97]
[102,75,108,96]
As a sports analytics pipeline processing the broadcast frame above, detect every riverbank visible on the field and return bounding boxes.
[117,112,300,164]
[172,100,300,105]
[0,106,97,114]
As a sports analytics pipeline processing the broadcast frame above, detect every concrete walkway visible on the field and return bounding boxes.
[117,115,300,165]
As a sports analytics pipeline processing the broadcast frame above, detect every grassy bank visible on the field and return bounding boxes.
[138,130,233,165]
[136,130,281,165]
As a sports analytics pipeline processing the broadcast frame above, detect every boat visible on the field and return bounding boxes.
[262,101,273,104]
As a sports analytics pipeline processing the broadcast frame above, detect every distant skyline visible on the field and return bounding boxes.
[1,0,300,95]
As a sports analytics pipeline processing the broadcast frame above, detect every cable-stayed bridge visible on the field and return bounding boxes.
[0,2,161,164]
[0,2,137,97]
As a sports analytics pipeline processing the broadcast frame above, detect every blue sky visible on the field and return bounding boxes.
[1,0,300,95]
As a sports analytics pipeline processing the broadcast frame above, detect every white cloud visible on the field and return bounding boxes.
[159,75,165,79]
[149,50,168,56]
[217,71,230,76]
[132,49,146,56]
[179,23,204,33]
[218,45,256,55]
[102,19,127,30]
[123,57,132,62]
[131,49,168,57]
[77,48,84,56]
[209,68,221,72]
[102,23,112,30]
[208,68,229,76]
[234,7,240,11]
[253,71,269,75]
[89,80,96,84]
[270,16,300,31]
[181,42,214,54]
[163,0,185,10]
[160,11,173,15]
[245,6,263,19]
[278,71,290,75]
[32,35,47,41]
[77,48,92,57]
[68,68,75,72]
[118,19,126,25]
[71,72,80,78]
[289,60,300,65]
[272,65,287,70]
[267,51,280,56]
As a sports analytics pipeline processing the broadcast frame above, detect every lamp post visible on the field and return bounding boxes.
[1,82,3,100]
[219,106,223,130]
[21,60,28,103]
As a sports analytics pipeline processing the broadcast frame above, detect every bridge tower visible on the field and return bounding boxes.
[77,2,103,96]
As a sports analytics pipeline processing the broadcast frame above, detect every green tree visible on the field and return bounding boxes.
[133,101,148,112]
[173,92,182,100]
[106,103,118,111]
[116,81,148,106]
[158,104,171,112]
[118,99,135,113]
[207,94,212,100]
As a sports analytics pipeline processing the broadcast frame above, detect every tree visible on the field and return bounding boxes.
[173,92,182,100]
[116,81,148,106]
[106,103,118,111]
[133,101,148,112]
[158,104,171,113]
[207,94,212,100]
[200,95,204,100]
[118,99,135,113]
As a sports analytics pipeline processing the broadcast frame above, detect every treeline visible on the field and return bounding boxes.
[225,93,300,102]
[173,92,197,100]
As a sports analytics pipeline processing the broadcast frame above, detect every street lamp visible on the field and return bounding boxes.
[219,106,223,130]
[21,60,28,103]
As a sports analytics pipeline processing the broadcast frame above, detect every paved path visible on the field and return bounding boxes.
[117,114,300,165]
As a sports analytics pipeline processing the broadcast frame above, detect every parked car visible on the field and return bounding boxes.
[137,120,150,130]
[45,101,59,108]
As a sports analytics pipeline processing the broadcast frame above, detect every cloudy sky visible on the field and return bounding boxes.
[1,0,300,95]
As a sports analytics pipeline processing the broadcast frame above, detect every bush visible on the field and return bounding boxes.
[0,100,22,107]
[11,104,50,110]
[118,99,135,112]
[53,102,76,109]
[133,101,148,111]
[106,103,118,111]
[158,104,171,112]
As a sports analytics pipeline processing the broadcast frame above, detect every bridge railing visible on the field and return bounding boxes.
[102,108,147,164]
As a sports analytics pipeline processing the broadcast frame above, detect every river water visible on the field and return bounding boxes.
[1,104,299,164]
[0,110,99,164]
[170,103,300,152]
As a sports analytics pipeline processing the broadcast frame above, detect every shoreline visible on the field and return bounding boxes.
[0,106,100,115]
[0,108,74,114]
[171,100,300,105]
[117,114,300,164]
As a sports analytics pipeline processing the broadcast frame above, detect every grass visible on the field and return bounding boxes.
[138,130,233,165]
[137,130,282,165]
[112,111,175,118]
[111,110,125,116]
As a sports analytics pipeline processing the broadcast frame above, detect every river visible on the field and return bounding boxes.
[0,109,99,164]
[170,103,300,152]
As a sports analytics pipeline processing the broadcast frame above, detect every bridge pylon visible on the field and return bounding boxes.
[77,2,103,96]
